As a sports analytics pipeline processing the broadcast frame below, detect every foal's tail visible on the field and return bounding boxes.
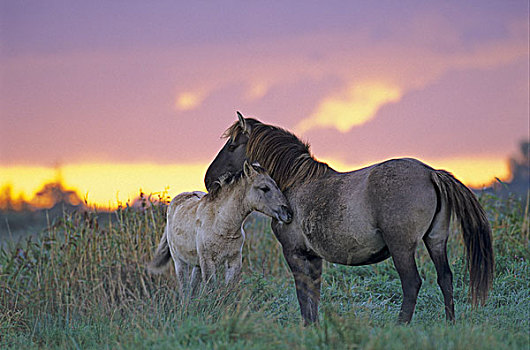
[431,170,494,306]
[147,226,172,274]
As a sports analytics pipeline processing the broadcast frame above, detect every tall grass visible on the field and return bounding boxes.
[1,192,528,349]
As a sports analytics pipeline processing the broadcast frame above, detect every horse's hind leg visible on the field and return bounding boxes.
[173,258,191,297]
[424,237,454,322]
[423,207,455,322]
[388,247,422,324]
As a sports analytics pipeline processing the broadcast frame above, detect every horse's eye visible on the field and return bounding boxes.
[260,186,270,193]
[227,144,237,152]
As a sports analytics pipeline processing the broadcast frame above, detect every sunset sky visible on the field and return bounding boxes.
[1,1,529,208]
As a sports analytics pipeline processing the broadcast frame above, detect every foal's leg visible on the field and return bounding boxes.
[173,258,190,296]
[190,266,201,296]
[200,258,217,286]
[196,234,217,286]
[224,252,242,287]
[197,250,217,285]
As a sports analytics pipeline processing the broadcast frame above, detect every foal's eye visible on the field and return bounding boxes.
[260,186,270,193]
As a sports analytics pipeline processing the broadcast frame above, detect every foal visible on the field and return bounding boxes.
[148,161,292,294]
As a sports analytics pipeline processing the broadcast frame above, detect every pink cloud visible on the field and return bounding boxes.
[303,58,528,164]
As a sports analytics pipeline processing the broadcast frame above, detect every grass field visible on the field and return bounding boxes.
[1,193,528,349]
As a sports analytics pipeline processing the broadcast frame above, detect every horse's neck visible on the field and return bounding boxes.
[213,184,251,233]
[256,153,336,191]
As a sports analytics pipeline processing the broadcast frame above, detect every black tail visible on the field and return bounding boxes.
[147,226,172,274]
[431,170,494,306]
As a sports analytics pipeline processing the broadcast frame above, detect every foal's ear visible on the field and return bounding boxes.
[243,160,255,178]
[237,111,251,134]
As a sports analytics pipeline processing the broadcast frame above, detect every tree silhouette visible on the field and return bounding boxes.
[509,141,529,188]
[32,181,83,209]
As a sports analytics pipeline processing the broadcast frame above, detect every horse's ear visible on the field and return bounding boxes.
[243,160,254,177]
[237,111,251,134]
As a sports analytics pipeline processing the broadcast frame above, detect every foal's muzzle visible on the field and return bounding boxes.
[277,205,293,224]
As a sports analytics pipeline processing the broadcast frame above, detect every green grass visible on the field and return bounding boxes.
[1,193,528,349]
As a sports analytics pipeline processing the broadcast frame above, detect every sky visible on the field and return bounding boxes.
[1,1,529,208]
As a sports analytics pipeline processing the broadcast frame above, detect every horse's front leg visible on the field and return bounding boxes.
[199,258,216,284]
[283,249,323,325]
[197,250,217,286]
[224,252,243,287]
[197,232,217,286]
[190,266,201,297]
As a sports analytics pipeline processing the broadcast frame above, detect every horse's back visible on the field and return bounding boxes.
[166,191,206,265]
[285,158,438,265]
[295,158,436,223]
[365,158,438,240]
[169,191,206,210]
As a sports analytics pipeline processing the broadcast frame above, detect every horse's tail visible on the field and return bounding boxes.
[431,169,494,306]
[147,226,172,274]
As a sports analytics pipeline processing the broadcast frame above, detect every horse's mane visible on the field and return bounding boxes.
[223,119,332,191]
[206,162,267,200]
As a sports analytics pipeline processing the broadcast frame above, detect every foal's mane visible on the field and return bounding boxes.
[206,163,267,200]
[223,119,332,191]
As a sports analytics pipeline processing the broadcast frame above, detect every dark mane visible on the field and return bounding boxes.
[206,163,267,200]
[224,119,332,191]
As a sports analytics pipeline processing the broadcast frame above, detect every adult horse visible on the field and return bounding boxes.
[204,112,494,325]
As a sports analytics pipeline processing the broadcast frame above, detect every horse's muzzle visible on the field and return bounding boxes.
[277,205,293,224]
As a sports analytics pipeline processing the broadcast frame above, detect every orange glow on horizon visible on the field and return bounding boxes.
[0,163,208,210]
[322,155,511,188]
[0,156,511,210]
